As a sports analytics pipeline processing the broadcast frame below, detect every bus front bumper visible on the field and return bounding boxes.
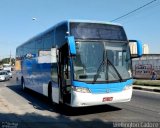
[70,88,132,107]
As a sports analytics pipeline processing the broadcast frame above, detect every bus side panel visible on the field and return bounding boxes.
[22,58,52,96]
[52,82,59,103]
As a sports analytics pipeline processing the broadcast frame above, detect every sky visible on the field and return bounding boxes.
[0,0,160,59]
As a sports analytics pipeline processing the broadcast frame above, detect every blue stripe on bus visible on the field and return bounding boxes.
[72,79,133,94]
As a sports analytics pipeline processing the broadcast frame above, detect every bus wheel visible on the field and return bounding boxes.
[48,84,53,103]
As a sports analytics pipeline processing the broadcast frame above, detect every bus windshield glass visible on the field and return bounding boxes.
[70,22,127,41]
[73,41,131,82]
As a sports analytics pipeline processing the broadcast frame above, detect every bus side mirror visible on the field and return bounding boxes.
[129,40,143,58]
[67,36,76,56]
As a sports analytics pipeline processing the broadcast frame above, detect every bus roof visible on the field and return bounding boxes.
[16,20,123,49]
[68,19,122,26]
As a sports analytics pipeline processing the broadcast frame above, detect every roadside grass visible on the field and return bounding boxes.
[133,80,160,87]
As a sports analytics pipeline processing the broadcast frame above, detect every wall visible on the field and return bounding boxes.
[132,54,160,79]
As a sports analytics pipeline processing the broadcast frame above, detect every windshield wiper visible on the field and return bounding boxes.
[107,58,123,82]
[92,51,105,84]
[92,55,123,84]
[92,62,104,84]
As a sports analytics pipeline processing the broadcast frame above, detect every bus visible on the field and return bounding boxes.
[16,20,142,107]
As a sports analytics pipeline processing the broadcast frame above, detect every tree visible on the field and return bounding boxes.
[0,58,15,66]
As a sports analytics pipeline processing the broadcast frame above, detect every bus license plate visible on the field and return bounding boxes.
[102,97,113,102]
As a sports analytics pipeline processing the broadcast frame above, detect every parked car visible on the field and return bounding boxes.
[6,70,12,78]
[0,70,10,81]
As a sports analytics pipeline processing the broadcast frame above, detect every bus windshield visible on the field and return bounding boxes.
[73,41,131,83]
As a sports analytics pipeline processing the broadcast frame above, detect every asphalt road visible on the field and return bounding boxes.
[0,75,160,128]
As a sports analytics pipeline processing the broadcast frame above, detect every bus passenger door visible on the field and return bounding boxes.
[51,48,60,104]
[58,44,71,104]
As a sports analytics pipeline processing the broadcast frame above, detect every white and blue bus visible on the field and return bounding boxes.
[16,20,142,107]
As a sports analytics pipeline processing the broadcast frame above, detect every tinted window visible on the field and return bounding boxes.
[36,39,44,53]
[55,23,68,46]
[43,37,52,50]
[24,42,36,55]
[70,22,127,41]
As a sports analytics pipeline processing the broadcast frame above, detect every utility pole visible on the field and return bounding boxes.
[10,50,11,65]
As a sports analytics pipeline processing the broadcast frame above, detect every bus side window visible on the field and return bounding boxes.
[64,61,70,80]
[36,39,44,56]
[107,50,114,64]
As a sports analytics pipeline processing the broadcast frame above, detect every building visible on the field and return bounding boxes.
[143,44,149,54]
[129,42,149,54]
[132,54,160,79]
[129,42,137,54]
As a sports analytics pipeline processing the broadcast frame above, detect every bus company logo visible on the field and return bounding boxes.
[26,53,35,59]
[106,89,110,93]
[26,53,33,59]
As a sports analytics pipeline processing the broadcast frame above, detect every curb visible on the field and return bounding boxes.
[133,86,160,93]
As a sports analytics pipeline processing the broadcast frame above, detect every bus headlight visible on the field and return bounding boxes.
[123,85,132,91]
[72,86,91,93]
